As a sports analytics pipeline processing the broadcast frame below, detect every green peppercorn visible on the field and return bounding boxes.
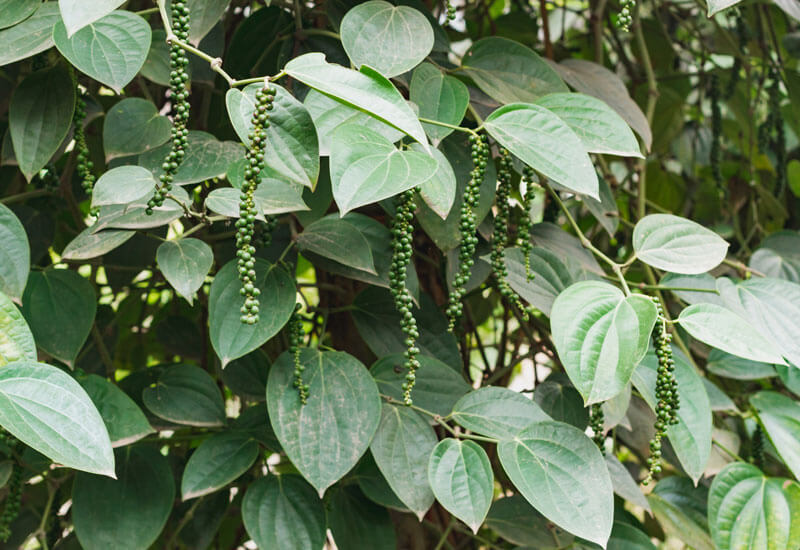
[70,74,97,214]
[289,304,309,404]
[590,404,605,453]
[0,463,22,542]
[444,0,456,21]
[518,167,536,282]
[616,0,635,31]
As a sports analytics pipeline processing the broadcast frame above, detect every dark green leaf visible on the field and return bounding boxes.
[327,485,397,550]
[156,238,214,305]
[296,215,376,274]
[503,247,577,317]
[181,432,259,500]
[485,494,575,547]
[0,203,30,300]
[221,349,269,402]
[142,364,227,427]
[102,98,171,159]
[533,378,589,430]
[186,0,230,42]
[0,3,60,67]
[79,374,154,447]
[452,386,551,439]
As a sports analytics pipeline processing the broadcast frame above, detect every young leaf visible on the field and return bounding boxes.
[0,3,61,67]
[73,446,174,549]
[633,214,729,274]
[102,97,171,159]
[181,432,259,500]
[208,258,295,366]
[751,391,800,480]
[58,0,125,36]
[369,403,437,519]
[451,386,550,439]
[0,291,35,366]
[0,203,30,300]
[92,165,157,208]
[497,420,614,547]
[142,364,227,427]
[605,454,651,512]
[340,0,434,77]
[267,349,381,496]
[9,63,75,180]
[79,374,154,448]
[62,228,135,261]
[242,475,326,550]
[484,103,599,199]
[0,361,114,476]
[410,63,470,143]
[22,269,96,367]
[53,11,151,93]
[296,216,377,274]
[428,439,493,533]
[550,281,658,404]
[329,124,438,214]
[156,238,214,305]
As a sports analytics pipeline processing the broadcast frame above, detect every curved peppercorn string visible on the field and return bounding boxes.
[444,0,456,21]
[616,0,634,31]
[390,189,421,405]
[146,0,191,215]
[289,304,309,404]
[590,404,605,453]
[71,79,96,210]
[236,81,276,325]
[518,166,536,282]
[447,133,488,332]
[643,297,680,485]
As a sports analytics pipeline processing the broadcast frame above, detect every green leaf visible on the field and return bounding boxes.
[605,454,651,512]
[428,439,493,533]
[0,3,60,67]
[284,52,429,149]
[648,493,714,550]
[708,462,800,550]
[207,182,308,218]
[225,83,319,189]
[296,216,376,274]
[0,361,114,476]
[551,281,658,404]
[79,374,153,447]
[484,103,599,199]
[58,0,125,36]
[9,63,75,180]
[92,184,191,232]
[92,165,157,208]
[0,291,35,366]
[706,0,742,16]
[220,349,269,402]
[749,231,800,282]
[503,247,577,317]
[102,97,171,159]
[355,453,409,512]
[659,272,723,306]
[340,0,434,78]
[706,349,775,380]
[632,350,712,483]
[208,258,295,366]
[53,11,151,93]
[329,124,438,214]
[677,303,785,364]
[0,0,40,29]
[139,130,244,186]
[633,214,729,274]
[535,93,643,157]
[751,391,800,480]
[410,143,457,219]
[268,349,381,496]
[186,0,230,43]
[142,364,227,427]
[61,228,135,261]
[327,485,397,550]
[608,522,658,549]
[452,386,551,439]
[533,377,589,430]
[497,420,614,547]
[22,269,96,367]
[73,446,174,549]
[410,63,469,143]
[181,432,259,500]
[485,494,576,547]
[461,37,568,104]
[370,403,437,519]
[156,238,214,305]
[0,203,30,300]
[242,475,326,550]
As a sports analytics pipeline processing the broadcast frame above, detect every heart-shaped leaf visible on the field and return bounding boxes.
[79,374,153,447]
[296,215,376,274]
[181,432,259,500]
[156,238,214,305]
[633,214,729,274]
[0,291,35,366]
[143,364,226,427]
[451,386,550,439]
[0,203,30,300]
[410,63,470,143]
[103,97,171,159]
[0,3,61,67]
[92,165,157,207]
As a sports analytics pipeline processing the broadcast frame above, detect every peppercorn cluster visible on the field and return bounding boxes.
[644,297,680,485]
[709,74,723,193]
[617,0,634,31]
[146,0,191,215]
[590,404,605,453]
[72,91,96,206]
[390,189,421,405]
[446,133,488,331]
[289,304,309,404]
[518,167,536,282]
[0,464,22,542]
[444,0,456,21]
[236,83,276,325]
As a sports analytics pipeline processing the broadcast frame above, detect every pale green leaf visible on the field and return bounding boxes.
[61,228,135,261]
[0,291,35,366]
[142,364,226,427]
[58,0,124,36]
[706,0,742,16]
[92,184,191,232]
[606,454,651,512]
[452,386,550,439]
[156,238,214,305]
[139,130,243,186]
[0,203,30,300]
[181,432,259,500]
[92,165,157,208]
[706,349,775,380]
[206,182,308,218]
[410,63,469,143]
[102,97,171,159]
[633,214,729,274]
[0,3,60,67]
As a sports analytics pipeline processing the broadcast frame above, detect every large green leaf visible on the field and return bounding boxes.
[53,11,151,93]
[102,97,171,159]
[551,281,657,404]
[749,231,800,282]
[535,93,642,157]
[659,272,723,306]
[57,0,125,36]
[369,403,437,519]
[485,494,575,547]
[410,63,469,143]
[142,364,227,427]
[91,165,157,208]
[0,3,60,67]
[633,214,729,274]
[327,486,397,550]
[502,247,576,317]
[242,475,326,550]
[139,131,243,186]
[186,0,230,42]
[497,420,614,547]
[484,103,599,199]
[340,0,433,77]
[533,377,589,430]
[9,63,75,180]
[156,238,214,305]
[0,0,39,29]
[677,303,785,364]
[181,432,259,500]
[451,386,550,439]
[22,269,96,367]
[225,83,319,189]
[428,439,493,533]
[0,203,30,300]
[648,493,714,550]
[61,228,135,260]
[267,349,381,496]
[73,446,174,549]
[632,350,713,483]
[706,349,776,380]
[208,258,295,366]
[206,182,308,218]
[296,215,376,274]
[461,37,567,104]
[0,291,35,366]
[708,462,800,550]
[284,52,429,149]
[92,184,191,232]
[751,391,800,480]
[605,454,651,512]
[79,374,153,448]
[329,124,438,214]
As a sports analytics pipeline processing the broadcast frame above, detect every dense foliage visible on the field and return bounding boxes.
[0,0,798,548]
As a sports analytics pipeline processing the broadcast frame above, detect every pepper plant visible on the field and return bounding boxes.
[0,0,798,548]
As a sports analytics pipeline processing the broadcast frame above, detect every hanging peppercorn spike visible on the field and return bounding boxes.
[590,404,606,453]
[289,304,309,404]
